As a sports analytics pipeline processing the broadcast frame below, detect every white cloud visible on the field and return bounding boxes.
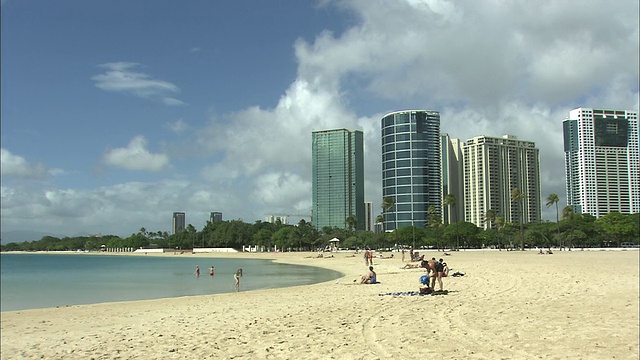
[3,1,638,236]
[193,0,638,223]
[92,62,184,105]
[165,119,190,134]
[0,180,233,237]
[103,136,170,172]
[0,148,51,179]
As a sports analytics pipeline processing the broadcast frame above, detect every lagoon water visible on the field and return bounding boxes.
[0,253,342,312]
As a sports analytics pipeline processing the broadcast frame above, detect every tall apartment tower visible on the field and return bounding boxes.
[463,135,541,229]
[381,110,441,230]
[172,212,186,234]
[312,129,365,231]
[441,133,465,226]
[210,212,222,223]
[364,201,374,232]
[563,108,639,216]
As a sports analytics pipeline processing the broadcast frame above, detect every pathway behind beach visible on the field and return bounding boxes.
[1,250,638,359]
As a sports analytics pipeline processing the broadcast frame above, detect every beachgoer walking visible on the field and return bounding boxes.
[409,247,414,262]
[364,249,370,266]
[209,266,215,276]
[368,250,374,266]
[234,268,243,291]
[401,248,405,262]
[195,265,200,277]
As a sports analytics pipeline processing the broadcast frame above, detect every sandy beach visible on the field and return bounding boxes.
[1,249,638,359]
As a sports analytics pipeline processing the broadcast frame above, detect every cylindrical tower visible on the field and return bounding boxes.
[381,110,441,231]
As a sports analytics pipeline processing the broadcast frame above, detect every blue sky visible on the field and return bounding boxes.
[2,0,638,240]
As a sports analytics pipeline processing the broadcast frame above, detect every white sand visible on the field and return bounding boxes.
[1,250,638,359]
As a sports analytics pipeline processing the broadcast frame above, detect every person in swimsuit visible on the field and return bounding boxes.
[438,259,450,277]
[209,266,215,276]
[194,265,200,277]
[234,268,243,291]
[429,258,444,291]
[360,266,377,284]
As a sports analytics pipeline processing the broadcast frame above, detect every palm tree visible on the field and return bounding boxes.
[444,194,459,250]
[495,216,506,250]
[345,215,357,235]
[485,209,497,247]
[545,193,561,249]
[375,214,385,249]
[511,187,528,251]
[381,197,397,247]
[427,205,443,251]
[561,205,574,251]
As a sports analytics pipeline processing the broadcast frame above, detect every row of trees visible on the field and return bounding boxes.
[2,208,637,253]
[378,190,639,251]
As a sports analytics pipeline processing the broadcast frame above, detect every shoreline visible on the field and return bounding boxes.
[2,250,639,359]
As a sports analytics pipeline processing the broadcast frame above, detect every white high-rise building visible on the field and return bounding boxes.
[463,135,541,229]
[441,133,464,226]
[563,108,639,216]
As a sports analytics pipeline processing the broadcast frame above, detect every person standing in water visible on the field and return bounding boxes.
[209,266,215,276]
[234,268,243,291]
[194,265,200,277]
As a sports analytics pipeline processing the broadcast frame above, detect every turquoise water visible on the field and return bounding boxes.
[0,253,342,311]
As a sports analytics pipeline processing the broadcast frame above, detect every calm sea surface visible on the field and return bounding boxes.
[0,253,342,311]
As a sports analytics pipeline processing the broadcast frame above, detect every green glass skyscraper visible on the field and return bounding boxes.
[312,129,365,231]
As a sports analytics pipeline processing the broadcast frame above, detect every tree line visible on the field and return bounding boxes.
[1,208,637,252]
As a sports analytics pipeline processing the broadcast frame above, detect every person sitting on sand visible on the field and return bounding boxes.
[438,258,450,277]
[360,266,377,284]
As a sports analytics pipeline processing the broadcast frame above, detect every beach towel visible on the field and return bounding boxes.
[378,290,448,297]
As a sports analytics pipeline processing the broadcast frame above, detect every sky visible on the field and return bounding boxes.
[1,0,639,241]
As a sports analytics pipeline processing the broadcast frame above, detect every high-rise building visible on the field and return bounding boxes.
[381,110,441,230]
[463,135,541,229]
[441,133,464,226]
[264,215,289,225]
[563,108,639,216]
[210,212,222,223]
[312,129,365,231]
[364,201,374,232]
[172,212,186,234]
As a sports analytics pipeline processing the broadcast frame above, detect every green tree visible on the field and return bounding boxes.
[495,216,506,250]
[545,193,561,248]
[427,205,443,251]
[596,212,637,246]
[345,215,357,235]
[484,209,497,249]
[561,206,575,250]
[375,214,385,249]
[444,194,459,250]
[381,197,397,247]
[511,187,528,250]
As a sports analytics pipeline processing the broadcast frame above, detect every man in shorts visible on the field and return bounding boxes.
[427,258,445,291]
